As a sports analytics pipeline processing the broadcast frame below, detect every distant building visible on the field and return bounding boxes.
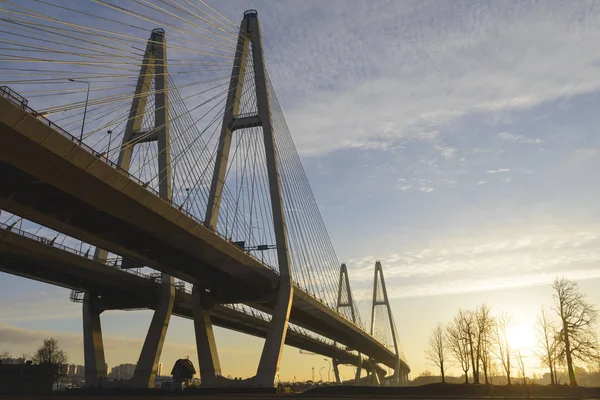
[109,363,136,380]
[0,358,26,365]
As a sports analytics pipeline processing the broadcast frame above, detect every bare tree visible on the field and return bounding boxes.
[552,277,599,386]
[426,322,449,383]
[457,309,479,383]
[494,313,513,385]
[447,315,471,383]
[476,304,495,384]
[33,338,68,386]
[535,307,560,384]
[516,350,526,385]
[0,350,9,363]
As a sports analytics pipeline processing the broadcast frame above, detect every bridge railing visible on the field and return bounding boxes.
[0,221,159,282]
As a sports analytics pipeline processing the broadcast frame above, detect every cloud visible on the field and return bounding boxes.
[477,180,487,185]
[498,132,543,144]
[346,222,600,299]
[437,146,458,159]
[267,1,600,156]
[487,168,511,174]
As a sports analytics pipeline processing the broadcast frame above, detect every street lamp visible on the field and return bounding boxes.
[324,358,331,382]
[68,78,90,143]
[106,130,113,160]
[319,366,324,382]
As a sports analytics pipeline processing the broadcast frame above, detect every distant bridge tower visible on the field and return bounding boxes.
[83,27,175,389]
[335,263,362,384]
[371,261,408,385]
[194,10,293,388]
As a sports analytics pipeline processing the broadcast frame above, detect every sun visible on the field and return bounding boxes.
[507,323,536,352]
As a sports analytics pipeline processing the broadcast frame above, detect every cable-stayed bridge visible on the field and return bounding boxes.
[0,1,409,388]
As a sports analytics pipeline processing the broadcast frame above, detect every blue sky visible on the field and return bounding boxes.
[2,0,600,381]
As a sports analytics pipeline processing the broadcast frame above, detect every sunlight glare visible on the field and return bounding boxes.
[507,323,536,352]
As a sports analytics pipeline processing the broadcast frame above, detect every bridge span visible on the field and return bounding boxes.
[0,7,409,389]
[0,221,387,378]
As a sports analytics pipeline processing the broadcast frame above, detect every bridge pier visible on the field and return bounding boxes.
[82,292,107,387]
[129,273,175,388]
[192,285,222,386]
[332,359,341,384]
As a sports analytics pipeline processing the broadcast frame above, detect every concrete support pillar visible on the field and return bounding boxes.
[129,273,175,388]
[192,285,221,386]
[353,359,362,384]
[332,360,341,384]
[83,292,106,387]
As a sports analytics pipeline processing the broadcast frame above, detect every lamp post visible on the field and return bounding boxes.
[68,78,90,143]
[319,366,324,382]
[324,358,331,382]
[106,130,113,160]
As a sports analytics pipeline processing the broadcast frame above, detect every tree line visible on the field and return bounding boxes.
[425,277,598,386]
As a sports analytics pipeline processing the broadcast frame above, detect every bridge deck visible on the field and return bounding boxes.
[0,95,407,372]
[0,224,378,370]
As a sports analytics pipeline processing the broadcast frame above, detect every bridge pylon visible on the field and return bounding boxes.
[371,261,408,385]
[196,9,293,388]
[335,263,363,384]
[83,27,175,389]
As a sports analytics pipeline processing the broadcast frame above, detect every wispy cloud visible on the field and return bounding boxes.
[261,1,600,156]
[498,132,543,144]
[346,222,600,299]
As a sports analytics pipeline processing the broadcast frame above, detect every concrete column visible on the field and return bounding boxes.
[192,285,221,386]
[83,292,106,387]
[355,356,362,384]
[332,360,341,384]
[129,273,175,388]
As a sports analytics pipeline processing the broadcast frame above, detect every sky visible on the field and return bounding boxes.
[2,0,600,382]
